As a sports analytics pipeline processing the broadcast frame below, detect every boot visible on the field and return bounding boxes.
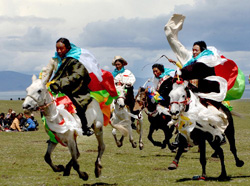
[82,126,94,136]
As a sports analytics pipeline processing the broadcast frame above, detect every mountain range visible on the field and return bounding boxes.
[0,71,150,92]
[0,71,249,92]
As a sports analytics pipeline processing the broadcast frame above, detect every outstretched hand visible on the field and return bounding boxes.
[168,58,176,65]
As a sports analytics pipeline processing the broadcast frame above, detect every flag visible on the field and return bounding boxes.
[214,56,245,101]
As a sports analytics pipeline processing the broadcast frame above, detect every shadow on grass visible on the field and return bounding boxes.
[176,175,250,182]
[83,182,118,186]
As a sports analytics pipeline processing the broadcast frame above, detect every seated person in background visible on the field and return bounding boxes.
[23,112,36,131]
[9,113,23,132]
[6,109,12,119]
[0,113,7,129]
[6,111,16,128]
[30,114,39,130]
[19,113,27,129]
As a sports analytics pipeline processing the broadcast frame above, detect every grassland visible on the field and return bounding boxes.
[0,99,250,186]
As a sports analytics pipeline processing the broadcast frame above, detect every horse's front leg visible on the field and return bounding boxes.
[112,128,123,147]
[147,124,162,147]
[44,140,65,172]
[168,134,187,170]
[209,141,227,180]
[94,120,105,178]
[199,139,207,179]
[68,138,89,181]
[63,142,80,176]
[137,119,144,150]
[128,125,137,148]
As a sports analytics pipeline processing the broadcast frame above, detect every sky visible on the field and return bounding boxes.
[0,0,250,79]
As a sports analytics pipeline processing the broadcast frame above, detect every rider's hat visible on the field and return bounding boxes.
[112,56,128,66]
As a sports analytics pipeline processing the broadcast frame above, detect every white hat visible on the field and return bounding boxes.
[112,56,128,66]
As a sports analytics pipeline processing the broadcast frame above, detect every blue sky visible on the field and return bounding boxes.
[0,0,250,79]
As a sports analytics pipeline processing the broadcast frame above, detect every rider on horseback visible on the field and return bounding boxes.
[112,56,137,130]
[165,14,245,105]
[42,38,118,136]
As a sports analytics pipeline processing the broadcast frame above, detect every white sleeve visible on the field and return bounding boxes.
[125,70,136,86]
[164,14,192,65]
[41,58,58,83]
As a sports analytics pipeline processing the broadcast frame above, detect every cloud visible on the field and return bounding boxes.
[0,0,250,78]
[77,0,250,52]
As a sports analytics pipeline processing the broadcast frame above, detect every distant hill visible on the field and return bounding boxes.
[0,70,248,92]
[0,71,33,91]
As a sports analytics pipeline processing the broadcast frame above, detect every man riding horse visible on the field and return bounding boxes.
[165,14,245,124]
[42,38,118,136]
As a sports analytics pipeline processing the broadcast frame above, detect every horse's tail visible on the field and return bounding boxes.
[221,103,245,167]
[110,121,129,137]
[231,110,244,118]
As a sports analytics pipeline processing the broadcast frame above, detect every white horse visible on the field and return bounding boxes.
[167,79,244,180]
[110,84,144,150]
[22,75,105,181]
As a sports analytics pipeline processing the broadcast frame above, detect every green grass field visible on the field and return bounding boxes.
[0,100,250,186]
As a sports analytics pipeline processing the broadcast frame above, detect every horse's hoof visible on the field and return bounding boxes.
[218,174,229,181]
[161,144,167,149]
[63,170,70,176]
[117,141,123,147]
[168,161,178,170]
[132,142,137,148]
[236,160,244,167]
[211,152,219,158]
[80,172,89,181]
[95,164,103,178]
[55,165,65,172]
[139,143,144,150]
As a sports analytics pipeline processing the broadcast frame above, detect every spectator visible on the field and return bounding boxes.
[6,110,16,128]
[30,114,39,130]
[6,109,12,119]
[9,113,23,132]
[19,113,27,129]
[23,113,36,131]
[0,113,7,131]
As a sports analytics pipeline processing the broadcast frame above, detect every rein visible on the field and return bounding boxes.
[25,94,55,112]
[169,87,192,112]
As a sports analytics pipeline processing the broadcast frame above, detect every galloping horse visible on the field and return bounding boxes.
[110,84,144,150]
[134,86,176,151]
[168,79,244,180]
[22,75,105,181]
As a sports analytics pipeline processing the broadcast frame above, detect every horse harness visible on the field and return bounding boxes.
[169,87,191,112]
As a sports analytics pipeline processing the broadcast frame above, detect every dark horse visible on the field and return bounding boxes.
[168,80,244,180]
[134,81,176,151]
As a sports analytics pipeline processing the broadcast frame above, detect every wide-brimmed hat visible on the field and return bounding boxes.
[112,56,128,66]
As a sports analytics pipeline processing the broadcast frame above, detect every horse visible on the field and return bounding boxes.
[134,86,176,151]
[110,84,144,150]
[167,79,244,180]
[22,75,105,181]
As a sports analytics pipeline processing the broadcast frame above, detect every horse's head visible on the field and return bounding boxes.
[169,80,189,120]
[22,75,50,112]
[114,84,126,109]
[134,87,147,112]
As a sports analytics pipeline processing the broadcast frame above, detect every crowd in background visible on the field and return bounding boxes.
[0,108,39,132]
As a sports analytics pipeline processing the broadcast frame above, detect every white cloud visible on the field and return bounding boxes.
[0,0,250,79]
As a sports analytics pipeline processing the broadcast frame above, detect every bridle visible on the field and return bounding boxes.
[169,87,191,112]
[25,93,55,112]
